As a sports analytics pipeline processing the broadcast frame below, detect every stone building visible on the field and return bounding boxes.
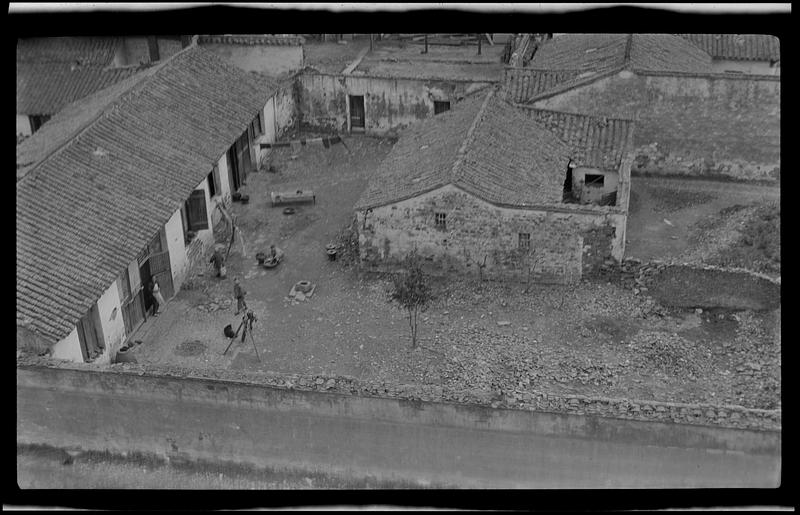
[503,34,780,182]
[16,45,284,364]
[354,89,634,284]
[297,40,504,135]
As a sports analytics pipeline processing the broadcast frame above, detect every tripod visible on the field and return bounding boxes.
[223,310,261,361]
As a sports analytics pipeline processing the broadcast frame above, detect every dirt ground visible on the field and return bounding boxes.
[129,136,780,411]
[625,176,780,262]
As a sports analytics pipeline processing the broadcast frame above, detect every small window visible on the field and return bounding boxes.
[584,174,605,187]
[434,212,447,230]
[184,189,209,236]
[208,166,219,198]
[518,232,531,250]
[434,101,451,115]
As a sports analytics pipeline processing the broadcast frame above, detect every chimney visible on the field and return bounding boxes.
[147,36,160,62]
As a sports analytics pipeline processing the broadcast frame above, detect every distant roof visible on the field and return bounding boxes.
[198,34,305,46]
[17,37,120,65]
[516,107,635,170]
[16,37,184,116]
[16,46,277,344]
[355,89,572,211]
[504,33,715,103]
[530,34,712,74]
[17,61,143,116]
[680,34,780,62]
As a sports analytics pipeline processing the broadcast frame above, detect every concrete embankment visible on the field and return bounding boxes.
[17,365,781,488]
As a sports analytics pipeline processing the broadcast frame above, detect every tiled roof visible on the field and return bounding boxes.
[680,34,780,62]
[17,37,120,65]
[198,34,305,46]
[515,106,635,170]
[628,34,713,73]
[355,89,571,210]
[16,61,143,116]
[16,46,277,344]
[529,34,712,74]
[529,34,629,72]
[504,33,713,103]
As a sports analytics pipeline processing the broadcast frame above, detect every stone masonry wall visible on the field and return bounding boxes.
[357,185,625,283]
[297,72,494,135]
[533,72,780,182]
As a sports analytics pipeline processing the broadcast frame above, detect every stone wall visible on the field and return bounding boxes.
[297,71,494,135]
[357,185,626,283]
[599,258,781,311]
[532,71,780,182]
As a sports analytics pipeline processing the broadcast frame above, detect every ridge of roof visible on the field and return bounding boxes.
[451,88,495,183]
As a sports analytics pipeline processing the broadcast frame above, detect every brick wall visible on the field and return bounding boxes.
[357,185,625,283]
[297,72,494,135]
[533,71,780,182]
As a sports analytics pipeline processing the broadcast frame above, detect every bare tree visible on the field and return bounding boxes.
[515,245,545,294]
[389,251,433,349]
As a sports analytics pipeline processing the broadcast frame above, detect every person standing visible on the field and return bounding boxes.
[209,248,225,278]
[150,278,166,316]
[233,277,248,315]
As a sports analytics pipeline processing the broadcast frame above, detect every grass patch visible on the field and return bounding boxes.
[707,203,780,275]
[17,444,448,489]
[647,186,716,213]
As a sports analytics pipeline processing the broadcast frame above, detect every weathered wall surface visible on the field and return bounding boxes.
[16,114,32,137]
[297,72,493,135]
[16,364,782,488]
[533,72,780,182]
[165,208,188,293]
[49,328,82,362]
[92,281,126,365]
[200,44,304,76]
[357,185,626,283]
[274,84,297,138]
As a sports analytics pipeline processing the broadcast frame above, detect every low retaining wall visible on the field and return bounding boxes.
[18,358,781,488]
[600,259,781,311]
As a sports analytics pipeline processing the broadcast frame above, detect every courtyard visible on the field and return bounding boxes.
[129,134,781,412]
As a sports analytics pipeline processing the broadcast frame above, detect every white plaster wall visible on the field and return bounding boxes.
[50,327,83,363]
[165,208,188,292]
[196,177,215,251]
[16,114,32,137]
[93,280,126,365]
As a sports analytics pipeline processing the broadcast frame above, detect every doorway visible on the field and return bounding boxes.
[226,129,252,192]
[349,95,365,131]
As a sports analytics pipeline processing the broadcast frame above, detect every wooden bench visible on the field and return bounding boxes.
[271,189,316,207]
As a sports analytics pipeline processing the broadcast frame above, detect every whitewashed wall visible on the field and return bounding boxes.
[50,327,83,363]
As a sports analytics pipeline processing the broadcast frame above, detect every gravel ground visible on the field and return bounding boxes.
[129,137,781,414]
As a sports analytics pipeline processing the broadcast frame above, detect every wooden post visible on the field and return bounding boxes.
[477,34,482,55]
[423,34,428,54]
[369,33,374,52]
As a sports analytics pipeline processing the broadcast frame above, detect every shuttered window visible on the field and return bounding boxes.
[184,189,209,232]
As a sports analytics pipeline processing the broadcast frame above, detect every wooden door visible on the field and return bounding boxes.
[227,146,240,191]
[349,95,365,130]
[149,250,174,300]
[76,305,104,361]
